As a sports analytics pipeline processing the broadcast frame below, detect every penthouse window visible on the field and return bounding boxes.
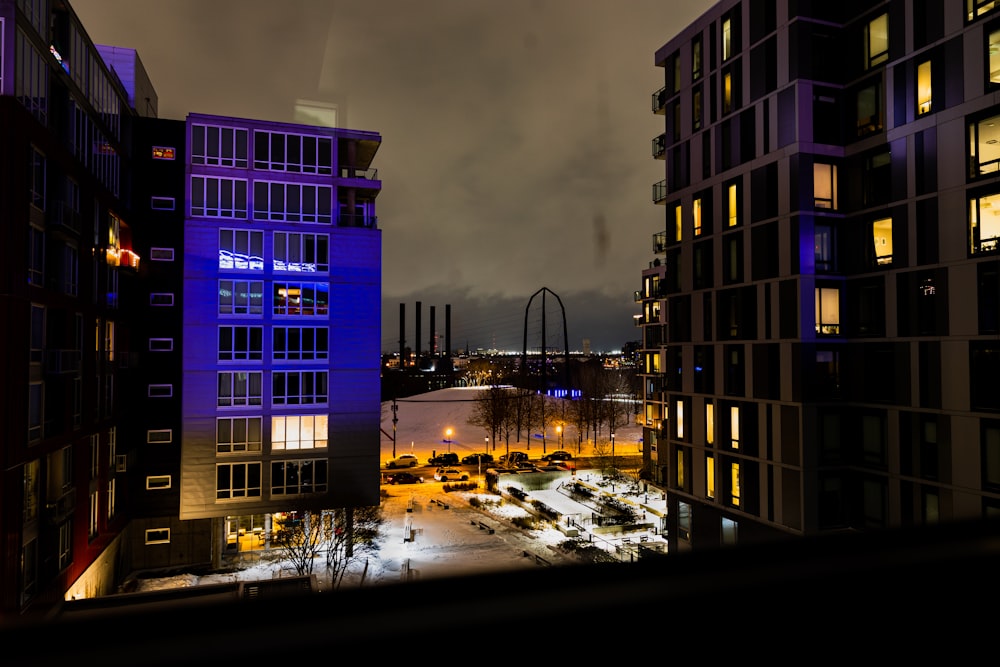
[253,181,333,224]
[191,124,248,168]
[218,325,263,361]
[970,0,1000,22]
[969,191,1000,253]
[273,232,329,272]
[968,112,1000,178]
[191,176,248,218]
[253,131,332,174]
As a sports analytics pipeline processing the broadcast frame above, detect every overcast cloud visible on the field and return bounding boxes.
[73,0,713,352]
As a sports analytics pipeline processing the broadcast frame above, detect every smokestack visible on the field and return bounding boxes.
[399,303,406,366]
[445,304,451,359]
[430,305,436,356]
[415,301,422,362]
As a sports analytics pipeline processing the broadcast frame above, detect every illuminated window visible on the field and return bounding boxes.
[917,60,932,115]
[970,192,1000,253]
[58,521,71,570]
[273,327,329,361]
[706,402,715,445]
[721,517,738,544]
[814,163,838,209]
[873,217,893,265]
[218,326,263,361]
[677,449,685,488]
[676,399,685,439]
[727,182,739,226]
[969,113,1000,177]
[730,405,740,449]
[273,282,329,316]
[146,475,171,490]
[271,459,328,496]
[722,17,732,60]
[693,197,703,236]
[151,146,175,160]
[216,462,262,499]
[864,14,888,69]
[272,415,328,450]
[990,27,1000,85]
[216,417,262,454]
[730,462,741,507]
[706,455,715,499]
[971,1,1000,22]
[145,528,170,545]
[23,460,39,523]
[723,71,732,114]
[273,232,329,273]
[272,371,328,406]
[674,204,683,242]
[815,286,841,334]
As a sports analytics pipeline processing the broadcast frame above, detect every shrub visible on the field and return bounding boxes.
[442,481,477,493]
[511,516,536,530]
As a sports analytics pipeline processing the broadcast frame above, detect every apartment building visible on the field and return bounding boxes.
[0,0,382,618]
[639,0,1000,553]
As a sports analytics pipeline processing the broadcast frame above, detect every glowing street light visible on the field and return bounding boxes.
[445,427,454,452]
[556,425,563,448]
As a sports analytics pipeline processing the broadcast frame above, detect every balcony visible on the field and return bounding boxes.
[653,231,667,254]
[634,290,643,303]
[652,86,668,115]
[653,179,667,204]
[48,201,82,238]
[652,134,666,160]
[338,166,379,180]
[337,213,378,229]
[45,487,76,524]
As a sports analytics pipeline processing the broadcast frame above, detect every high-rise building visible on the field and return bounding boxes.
[0,0,382,618]
[638,0,1000,552]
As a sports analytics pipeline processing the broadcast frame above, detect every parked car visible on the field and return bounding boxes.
[434,467,470,482]
[386,472,423,485]
[385,454,419,469]
[541,450,573,462]
[428,452,460,466]
[498,451,529,466]
[462,452,494,465]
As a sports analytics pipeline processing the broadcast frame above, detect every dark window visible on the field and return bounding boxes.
[740,108,756,164]
[897,269,947,337]
[722,232,743,285]
[751,222,779,280]
[668,295,691,343]
[724,344,745,397]
[703,292,713,341]
[919,341,942,409]
[916,198,939,265]
[815,222,837,273]
[812,87,841,146]
[855,78,884,138]
[749,36,777,101]
[693,240,713,290]
[915,129,937,195]
[753,344,780,400]
[983,420,1000,492]
[970,343,1000,412]
[750,162,778,222]
[864,149,892,207]
[693,345,714,394]
[749,0,776,45]
[692,85,703,132]
[778,279,798,339]
[978,260,1000,334]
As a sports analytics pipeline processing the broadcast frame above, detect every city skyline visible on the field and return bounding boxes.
[71,0,716,352]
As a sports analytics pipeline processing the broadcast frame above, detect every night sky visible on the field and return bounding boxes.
[73,0,714,353]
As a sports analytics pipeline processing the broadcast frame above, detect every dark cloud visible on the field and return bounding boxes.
[73,0,712,352]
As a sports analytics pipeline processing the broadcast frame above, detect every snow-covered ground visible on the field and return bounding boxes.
[130,387,659,593]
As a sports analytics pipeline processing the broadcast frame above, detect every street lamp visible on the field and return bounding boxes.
[485,436,490,452]
[391,399,398,458]
[556,425,563,449]
[611,431,616,465]
[445,427,453,452]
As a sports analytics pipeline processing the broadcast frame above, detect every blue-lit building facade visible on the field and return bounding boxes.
[0,0,382,618]
[639,0,1000,553]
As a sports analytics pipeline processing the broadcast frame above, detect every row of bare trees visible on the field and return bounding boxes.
[466,365,639,458]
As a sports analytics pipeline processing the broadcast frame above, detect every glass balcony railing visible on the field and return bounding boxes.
[653,231,667,254]
[652,86,668,115]
[653,179,667,204]
[652,134,666,159]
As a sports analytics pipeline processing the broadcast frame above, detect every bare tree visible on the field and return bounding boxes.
[271,506,385,588]
[467,385,506,447]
